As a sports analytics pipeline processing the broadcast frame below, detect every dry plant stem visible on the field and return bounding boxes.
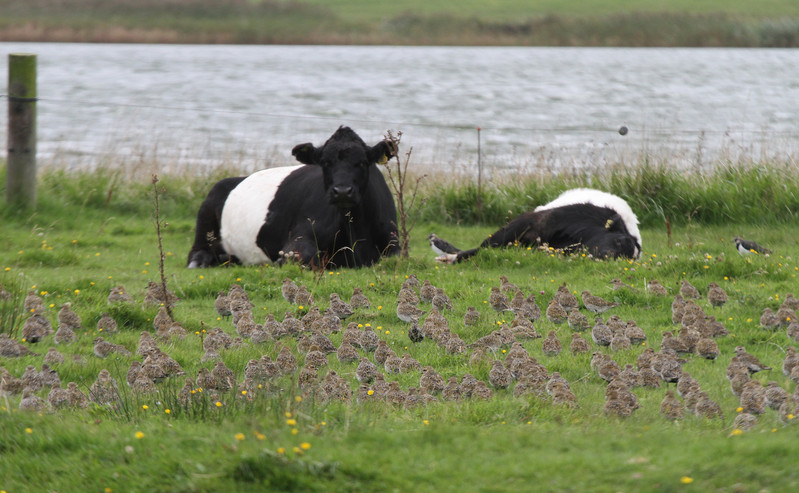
[152,174,173,320]
[383,130,426,258]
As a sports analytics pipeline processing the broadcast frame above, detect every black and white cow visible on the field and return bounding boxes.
[432,188,642,263]
[187,126,400,268]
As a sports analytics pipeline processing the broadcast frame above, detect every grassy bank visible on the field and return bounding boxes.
[1,164,798,491]
[2,0,799,46]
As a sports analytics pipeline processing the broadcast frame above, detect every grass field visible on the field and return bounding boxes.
[1,163,798,491]
[1,0,799,46]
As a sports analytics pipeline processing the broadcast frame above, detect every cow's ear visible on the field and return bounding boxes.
[368,140,398,165]
[292,143,321,165]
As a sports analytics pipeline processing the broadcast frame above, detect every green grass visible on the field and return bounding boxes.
[1,165,798,492]
[2,0,799,46]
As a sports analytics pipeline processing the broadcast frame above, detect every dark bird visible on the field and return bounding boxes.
[734,236,771,256]
[408,321,424,343]
[429,233,461,256]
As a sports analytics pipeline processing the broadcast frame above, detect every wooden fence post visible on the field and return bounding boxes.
[6,53,37,209]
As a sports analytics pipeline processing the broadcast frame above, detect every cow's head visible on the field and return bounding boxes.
[588,233,640,259]
[291,126,396,209]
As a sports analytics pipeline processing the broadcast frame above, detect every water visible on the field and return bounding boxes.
[2,43,798,176]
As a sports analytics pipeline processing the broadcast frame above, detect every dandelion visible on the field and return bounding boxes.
[135,431,145,439]
[234,433,245,441]
[286,418,297,426]
[680,476,694,484]
[215,401,223,407]
[25,427,33,434]
[74,289,80,295]
[164,409,171,414]
[285,411,292,418]
[255,432,266,441]
[293,446,302,454]
[730,428,744,436]
[276,447,285,454]
[295,395,303,403]
[736,407,743,413]
[367,389,374,396]
[300,442,311,450]
[142,405,148,410]
[423,419,429,425]
[241,390,247,396]
[291,428,299,435]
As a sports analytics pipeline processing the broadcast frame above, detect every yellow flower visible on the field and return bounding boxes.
[74,289,80,295]
[164,409,171,414]
[255,432,266,441]
[285,411,292,418]
[135,431,145,439]
[291,428,299,435]
[293,446,302,454]
[423,419,430,425]
[105,488,113,493]
[680,476,694,484]
[215,401,223,407]
[234,433,245,441]
[367,390,374,396]
[276,447,285,454]
[736,407,743,413]
[25,427,33,434]
[295,396,302,403]
[730,428,744,436]
[286,418,297,426]
[142,405,148,410]
[300,442,311,450]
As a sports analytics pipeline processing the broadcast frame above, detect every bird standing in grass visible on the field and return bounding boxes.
[647,279,668,296]
[58,302,82,329]
[488,360,512,389]
[489,286,512,313]
[554,283,579,313]
[581,290,619,314]
[328,293,354,319]
[356,357,379,384]
[567,309,590,331]
[397,302,426,323]
[591,317,612,347]
[96,312,118,334]
[734,346,772,374]
[707,282,727,309]
[420,366,445,394]
[679,280,701,300]
[734,236,771,256]
[660,390,684,420]
[350,287,371,309]
[429,233,460,256]
[569,333,590,354]
[281,278,298,303]
[419,280,436,303]
[214,291,231,319]
[542,331,562,356]
[463,306,481,326]
[408,321,424,343]
[546,300,567,325]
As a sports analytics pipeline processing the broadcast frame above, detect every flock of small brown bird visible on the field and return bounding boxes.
[2,271,799,430]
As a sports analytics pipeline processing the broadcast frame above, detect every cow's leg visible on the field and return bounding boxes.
[187,177,243,268]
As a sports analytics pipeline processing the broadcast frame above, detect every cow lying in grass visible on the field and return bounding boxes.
[187,126,400,269]
[431,188,642,263]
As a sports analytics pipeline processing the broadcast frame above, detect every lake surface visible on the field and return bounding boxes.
[2,43,798,175]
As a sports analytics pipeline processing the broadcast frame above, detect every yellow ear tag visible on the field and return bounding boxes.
[378,154,388,164]
[605,219,614,229]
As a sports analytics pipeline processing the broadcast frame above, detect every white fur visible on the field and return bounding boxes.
[535,188,642,255]
[220,165,303,265]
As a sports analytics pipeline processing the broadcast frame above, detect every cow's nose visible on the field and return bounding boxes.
[332,186,353,198]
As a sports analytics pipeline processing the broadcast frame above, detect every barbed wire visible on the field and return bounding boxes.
[3,93,794,138]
